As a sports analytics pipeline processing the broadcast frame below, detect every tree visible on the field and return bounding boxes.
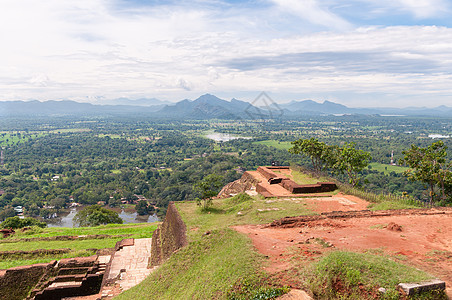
[73,205,123,227]
[1,216,46,229]
[194,174,224,211]
[0,207,16,221]
[332,143,371,187]
[400,141,451,204]
[136,200,153,215]
[289,138,335,173]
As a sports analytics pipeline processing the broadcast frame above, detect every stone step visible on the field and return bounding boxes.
[53,274,85,282]
[47,281,83,289]
[58,267,91,275]
[398,279,446,296]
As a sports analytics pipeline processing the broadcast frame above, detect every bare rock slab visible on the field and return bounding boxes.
[398,279,445,295]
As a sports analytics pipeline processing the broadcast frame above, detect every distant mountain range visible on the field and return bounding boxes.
[104,97,171,107]
[1,94,451,118]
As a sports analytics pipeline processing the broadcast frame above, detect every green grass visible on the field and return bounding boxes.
[0,249,96,269]
[115,195,300,299]
[0,238,126,252]
[48,128,91,133]
[337,182,424,210]
[368,200,421,211]
[290,169,329,185]
[306,251,439,299]
[116,229,287,300]
[368,163,409,175]
[2,222,158,240]
[177,194,315,235]
[253,140,293,150]
[0,223,158,269]
[98,133,122,138]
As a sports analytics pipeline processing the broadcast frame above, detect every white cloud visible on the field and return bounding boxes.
[271,0,352,30]
[0,1,451,107]
[393,0,449,18]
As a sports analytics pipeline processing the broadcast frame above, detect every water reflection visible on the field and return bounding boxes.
[206,132,251,142]
[45,207,159,228]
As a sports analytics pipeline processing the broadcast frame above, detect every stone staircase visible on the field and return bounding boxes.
[27,255,111,300]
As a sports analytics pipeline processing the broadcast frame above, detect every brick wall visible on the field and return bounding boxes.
[150,202,187,267]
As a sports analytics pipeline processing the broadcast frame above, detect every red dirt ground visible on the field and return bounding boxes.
[302,193,370,213]
[234,209,452,296]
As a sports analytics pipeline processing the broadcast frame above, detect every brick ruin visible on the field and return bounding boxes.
[256,166,337,196]
[150,202,187,267]
[0,255,108,300]
[218,166,337,198]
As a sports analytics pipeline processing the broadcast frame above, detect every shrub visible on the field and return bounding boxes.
[227,193,253,205]
[307,251,434,299]
[0,216,47,229]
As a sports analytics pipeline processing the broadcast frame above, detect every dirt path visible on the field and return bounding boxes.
[234,210,452,296]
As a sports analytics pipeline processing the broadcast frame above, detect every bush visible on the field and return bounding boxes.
[0,216,47,229]
[307,251,434,299]
[227,193,253,205]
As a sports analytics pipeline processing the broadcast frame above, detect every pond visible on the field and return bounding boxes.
[45,207,159,228]
[429,134,450,139]
[205,132,251,142]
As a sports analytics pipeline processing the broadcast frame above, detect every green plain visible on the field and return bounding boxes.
[253,140,293,150]
[369,162,409,175]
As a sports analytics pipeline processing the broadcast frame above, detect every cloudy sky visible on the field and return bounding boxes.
[1,0,452,107]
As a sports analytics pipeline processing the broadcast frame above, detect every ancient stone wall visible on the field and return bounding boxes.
[280,180,336,194]
[257,166,280,181]
[217,171,259,198]
[0,261,56,300]
[0,255,105,300]
[150,202,187,267]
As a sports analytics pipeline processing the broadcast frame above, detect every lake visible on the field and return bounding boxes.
[45,207,159,227]
[429,134,450,139]
[206,132,251,142]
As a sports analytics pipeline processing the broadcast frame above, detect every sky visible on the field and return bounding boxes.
[1,0,452,107]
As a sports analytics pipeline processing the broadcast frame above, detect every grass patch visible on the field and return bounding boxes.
[289,169,338,187]
[368,163,409,175]
[307,251,435,299]
[368,201,420,211]
[253,140,293,150]
[0,249,96,269]
[178,195,315,236]
[337,183,424,210]
[116,229,285,300]
[0,223,158,268]
[2,222,158,240]
[0,237,128,252]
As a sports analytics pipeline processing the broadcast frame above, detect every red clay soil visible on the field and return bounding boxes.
[233,209,452,296]
[302,193,370,213]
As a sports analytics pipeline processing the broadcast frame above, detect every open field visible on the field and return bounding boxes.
[369,162,410,175]
[253,140,293,150]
